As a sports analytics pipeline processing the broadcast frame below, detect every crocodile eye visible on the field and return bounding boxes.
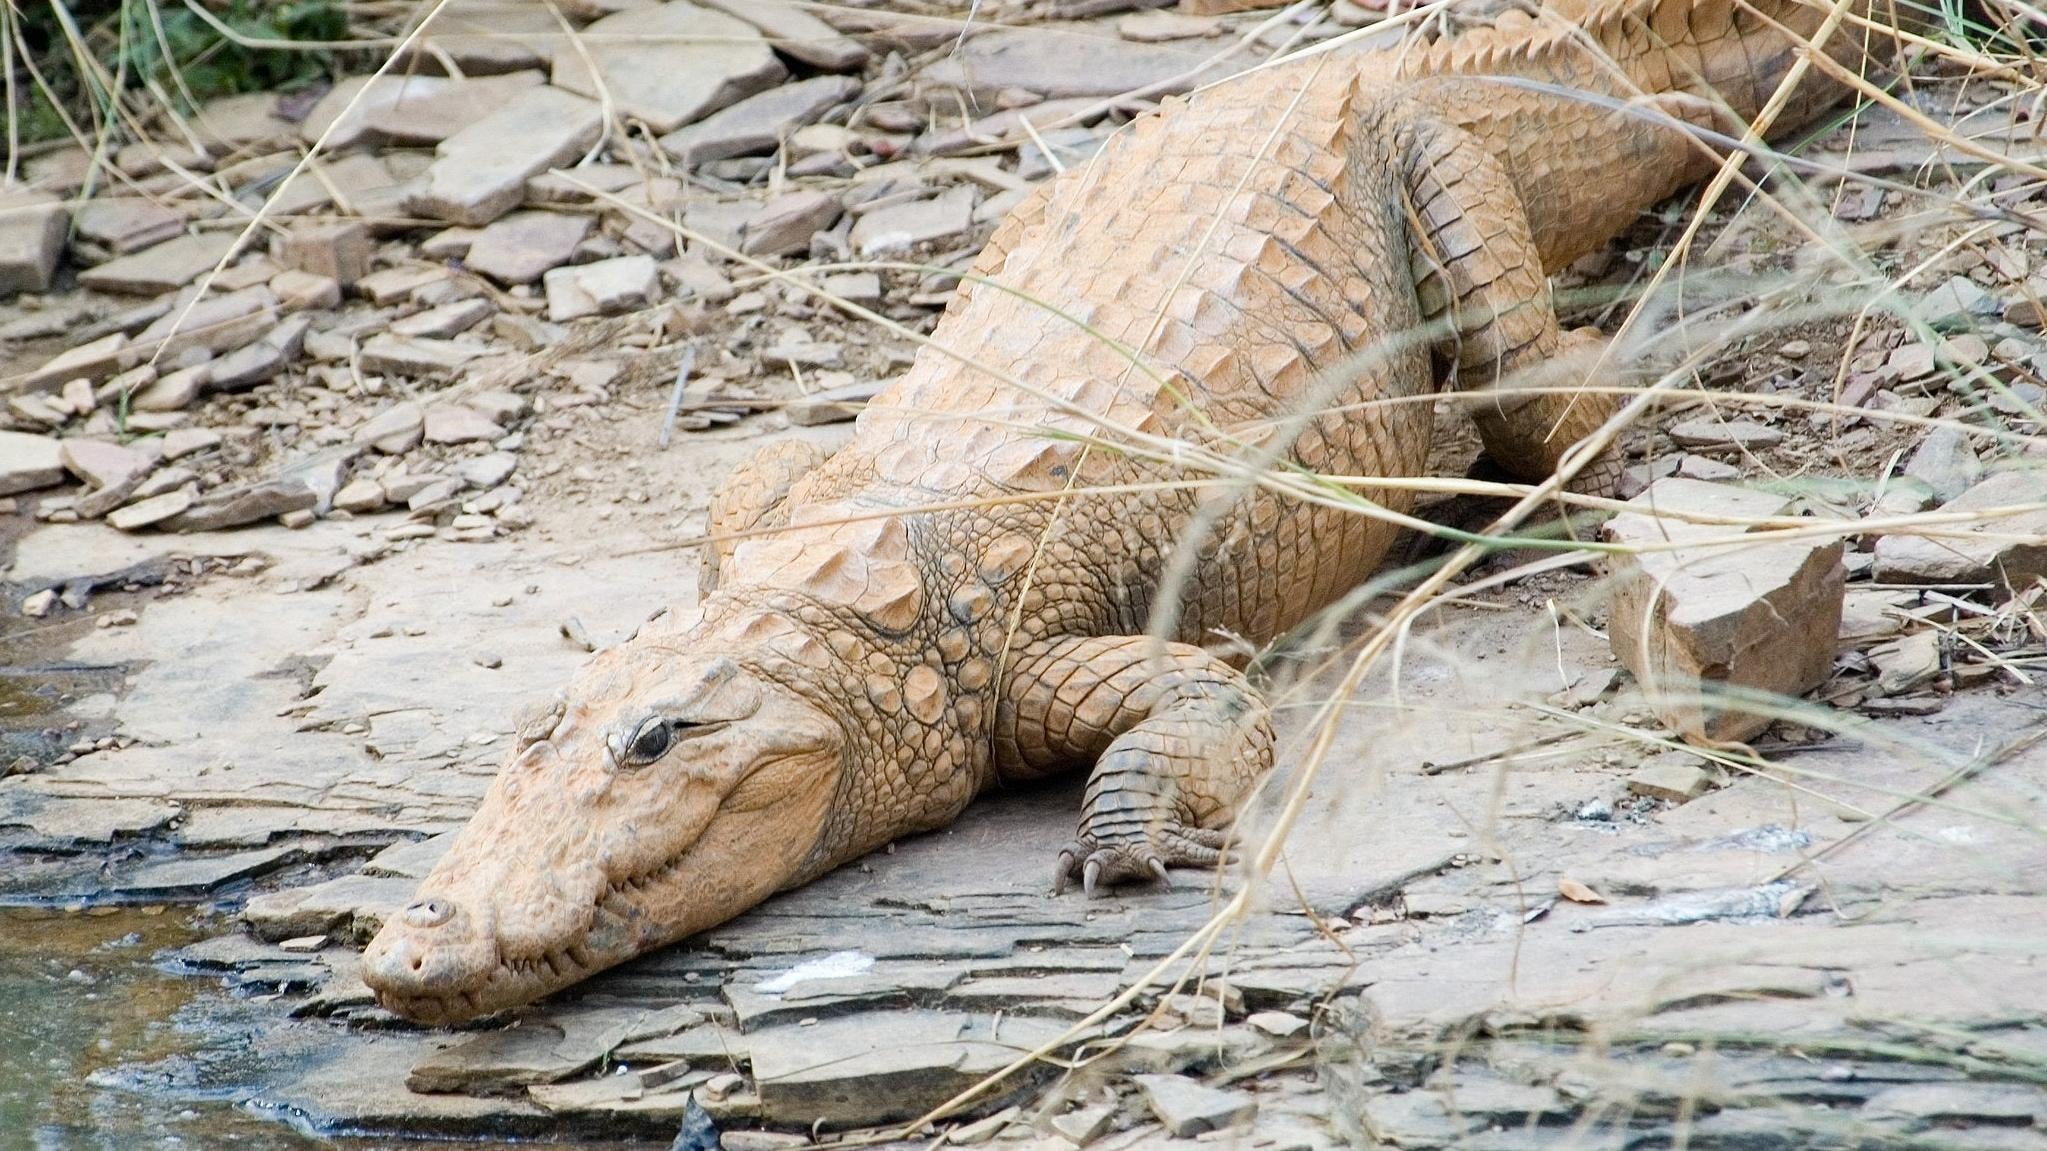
[624,717,673,766]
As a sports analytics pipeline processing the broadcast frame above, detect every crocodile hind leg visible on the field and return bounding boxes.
[995,635,1274,895]
[1404,116,1624,498]
[700,439,833,593]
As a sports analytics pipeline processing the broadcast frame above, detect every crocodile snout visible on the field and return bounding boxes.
[361,895,500,1017]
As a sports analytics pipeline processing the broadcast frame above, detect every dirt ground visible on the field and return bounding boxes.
[5,2,2047,1149]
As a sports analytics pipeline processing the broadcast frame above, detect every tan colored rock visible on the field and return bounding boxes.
[423,406,504,445]
[130,365,211,412]
[1603,478,1845,745]
[696,0,868,70]
[273,221,373,287]
[358,335,486,379]
[72,198,186,255]
[1627,754,1714,802]
[1873,470,2047,595]
[659,75,863,164]
[107,488,194,531]
[272,268,343,312]
[396,0,563,75]
[551,4,785,134]
[0,431,65,495]
[78,232,238,295]
[409,86,604,226]
[191,91,293,151]
[60,439,151,489]
[464,211,591,284]
[0,186,69,295]
[741,190,841,257]
[361,71,548,147]
[544,255,658,321]
[160,428,222,460]
[851,187,976,256]
[359,402,425,454]
[918,29,1239,102]
[24,332,130,391]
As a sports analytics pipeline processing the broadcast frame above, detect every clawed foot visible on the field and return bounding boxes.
[1052,825,1235,897]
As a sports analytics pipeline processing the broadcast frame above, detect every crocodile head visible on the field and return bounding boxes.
[360,631,844,1024]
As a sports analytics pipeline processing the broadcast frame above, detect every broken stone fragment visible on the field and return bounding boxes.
[107,488,194,531]
[851,186,977,256]
[464,211,592,284]
[410,86,604,226]
[1666,417,1784,453]
[77,231,238,295]
[367,71,548,147]
[0,186,70,296]
[545,255,659,321]
[697,0,869,70]
[333,478,387,513]
[271,269,343,312]
[357,334,487,378]
[273,221,373,287]
[788,379,884,426]
[71,198,186,256]
[1626,753,1715,802]
[742,191,842,257]
[1901,426,1981,506]
[358,402,426,454]
[0,431,65,495]
[130,365,211,412]
[160,475,320,532]
[550,4,786,134]
[423,405,504,445]
[1602,478,1845,745]
[1872,469,2047,595]
[60,439,151,490]
[921,30,1241,101]
[1133,1073,1256,1137]
[659,76,863,164]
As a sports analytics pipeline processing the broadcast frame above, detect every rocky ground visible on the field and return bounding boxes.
[4,1,2047,1148]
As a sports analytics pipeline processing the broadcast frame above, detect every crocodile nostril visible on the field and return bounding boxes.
[403,899,455,929]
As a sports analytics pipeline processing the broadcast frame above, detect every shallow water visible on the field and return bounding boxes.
[0,905,332,1150]
[0,906,641,1151]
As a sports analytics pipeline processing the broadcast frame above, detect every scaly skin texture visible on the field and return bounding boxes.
[362,0,1889,1024]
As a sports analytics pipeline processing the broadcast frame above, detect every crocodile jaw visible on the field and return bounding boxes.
[359,639,847,1024]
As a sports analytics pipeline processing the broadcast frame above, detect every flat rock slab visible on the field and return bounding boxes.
[660,75,863,164]
[749,1010,1075,1125]
[1873,468,2047,593]
[464,211,592,285]
[696,0,869,71]
[1603,478,1844,744]
[359,334,489,378]
[72,197,186,254]
[545,255,658,321]
[1135,1074,1257,1136]
[77,231,239,295]
[0,430,65,495]
[851,186,977,256]
[410,86,603,226]
[395,0,564,75]
[160,476,320,532]
[551,3,786,135]
[408,1007,653,1093]
[364,70,548,145]
[918,29,1242,100]
[0,187,69,295]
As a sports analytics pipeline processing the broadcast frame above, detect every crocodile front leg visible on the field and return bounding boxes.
[700,439,834,593]
[994,635,1274,895]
